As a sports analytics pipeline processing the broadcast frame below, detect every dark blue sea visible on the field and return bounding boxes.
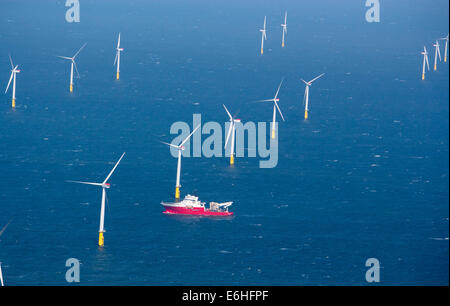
[0,0,448,285]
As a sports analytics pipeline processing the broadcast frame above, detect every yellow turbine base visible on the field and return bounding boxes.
[261,48,264,55]
[98,232,104,247]
[434,64,437,71]
[230,155,234,165]
[282,42,285,48]
[422,73,425,80]
[271,129,275,139]
[116,72,120,80]
[445,56,447,63]
[304,110,308,120]
[12,99,15,108]
[175,187,180,199]
[70,84,73,92]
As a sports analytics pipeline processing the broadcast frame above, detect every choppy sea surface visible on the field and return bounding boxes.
[0,0,448,285]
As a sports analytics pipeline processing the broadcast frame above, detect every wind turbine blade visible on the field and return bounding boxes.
[255,99,274,102]
[437,44,442,61]
[114,51,118,66]
[0,219,12,238]
[426,54,430,70]
[66,180,103,186]
[73,60,80,78]
[300,79,309,85]
[8,55,14,69]
[180,125,201,147]
[117,33,121,48]
[57,56,72,60]
[309,73,325,84]
[225,121,233,148]
[5,72,13,94]
[160,141,180,149]
[274,101,285,121]
[103,152,126,184]
[223,104,233,120]
[274,79,284,99]
[73,42,87,59]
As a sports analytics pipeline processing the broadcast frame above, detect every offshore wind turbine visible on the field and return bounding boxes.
[161,125,200,200]
[301,73,325,120]
[0,219,12,286]
[57,43,87,92]
[256,79,285,139]
[114,33,124,80]
[5,55,20,108]
[67,152,125,247]
[260,16,267,55]
[421,46,430,80]
[281,11,287,47]
[433,40,441,71]
[223,105,241,165]
[440,34,449,62]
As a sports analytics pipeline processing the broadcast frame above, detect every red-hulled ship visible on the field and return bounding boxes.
[161,194,233,216]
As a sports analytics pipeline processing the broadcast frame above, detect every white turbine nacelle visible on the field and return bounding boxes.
[303,80,313,87]
[260,29,267,40]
